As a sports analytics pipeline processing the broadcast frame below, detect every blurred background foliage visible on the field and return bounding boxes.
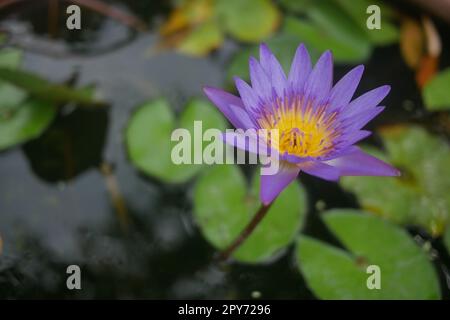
[0,0,450,299]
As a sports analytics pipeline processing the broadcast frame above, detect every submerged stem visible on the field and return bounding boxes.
[218,201,274,261]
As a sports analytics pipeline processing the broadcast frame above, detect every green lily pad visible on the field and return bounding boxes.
[444,227,450,254]
[215,0,280,43]
[279,0,313,14]
[0,48,22,68]
[126,98,227,184]
[341,125,450,236]
[0,48,26,109]
[178,20,224,56]
[194,165,307,263]
[284,16,371,64]
[0,82,27,109]
[334,0,398,45]
[0,99,56,151]
[307,1,371,51]
[296,210,441,299]
[423,68,450,111]
[0,47,57,151]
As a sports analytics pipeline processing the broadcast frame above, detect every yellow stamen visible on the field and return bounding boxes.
[258,98,338,158]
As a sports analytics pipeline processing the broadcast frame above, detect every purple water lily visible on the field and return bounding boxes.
[204,43,400,205]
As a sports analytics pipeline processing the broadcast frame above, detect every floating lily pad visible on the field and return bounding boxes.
[444,227,450,254]
[296,210,441,299]
[284,16,371,64]
[126,98,227,184]
[215,0,280,43]
[194,165,307,263]
[0,47,57,151]
[178,20,224,56]
[341,125,450,236]
[0,48,22,68]
[159,0,279,56]
[0,48,27,109]
[423,68,450,111]
[278,0,313,14]
[278,0,397,64]
[0,99,56,151]
[334,0,398,45]
[308,1,370,51]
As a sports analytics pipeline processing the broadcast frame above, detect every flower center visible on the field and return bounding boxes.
[258,100,338,158]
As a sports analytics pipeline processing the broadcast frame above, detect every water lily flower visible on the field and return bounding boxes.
[204,43,400,205]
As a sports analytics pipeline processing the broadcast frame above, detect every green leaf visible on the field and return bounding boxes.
[0,99,56,151]
[178,20,224,56]
[284,16,371,63]
[0,82,27,109]
[297,210,441,299]
[308,1,370,50]
[215,0,280,42]
[334,0,398,45]
[0,47,54,150]
[0,48,27,110]
[444,227,450,254]
[194,165,307,263]
[278,0,313,14]
[0,68,104,107]
[341,125,450,236]
[0,48,22,68]
[126,98,227,184]
[423,68,450,111]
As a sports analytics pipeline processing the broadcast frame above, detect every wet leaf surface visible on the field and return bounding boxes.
[215,0,280,43]
[341,126,450,236]
[297,210,441,299]
[126,98,227,183]
[178,20,224,56]
[423,68,450,110]
[194,165,307,263]
[0,99,56,151]
[284,16,371,63]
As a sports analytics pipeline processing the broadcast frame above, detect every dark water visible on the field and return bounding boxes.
[0,1,449,299]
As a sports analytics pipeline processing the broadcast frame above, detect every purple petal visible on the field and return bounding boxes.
[281,153,313,164]
[344,106,385,131]
[325,147,400,176]
[222,130,278,157]
[268,54,287,98]
[260,162,300,205]
[223,130,260,154]
[234,77,259,115]
[229,104,255,130]
[329,65,364,111]
[345,85,390,117]
[304,50,333,103]
[299,161,340,181]
[249,57,271,102]
[203,86,248,129]
[288,43,312,93]
[331,130,372,152]
[345,130,372,145]
[257,43,287,98]
[259,43,273,74]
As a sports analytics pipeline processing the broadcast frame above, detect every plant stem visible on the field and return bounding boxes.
[63,0,147,32]
[218,201,274,261]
